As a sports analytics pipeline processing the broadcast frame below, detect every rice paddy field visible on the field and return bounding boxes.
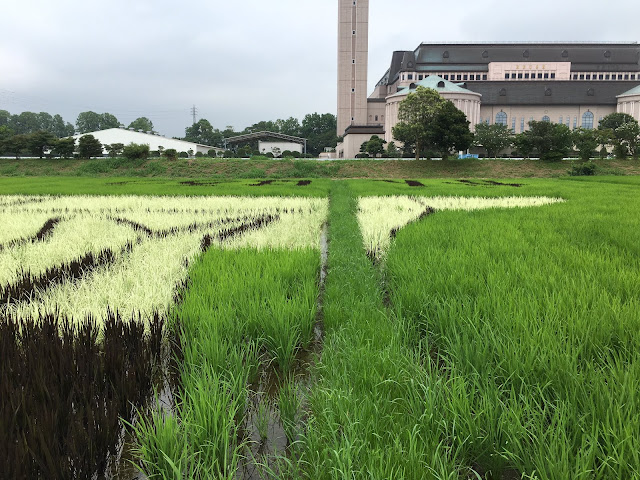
[1,175,639,479]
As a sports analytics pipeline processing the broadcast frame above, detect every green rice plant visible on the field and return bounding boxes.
[385,178,640,478]
[278,378,301,443]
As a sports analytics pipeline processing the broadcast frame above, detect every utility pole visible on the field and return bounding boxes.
[191,105,197,125]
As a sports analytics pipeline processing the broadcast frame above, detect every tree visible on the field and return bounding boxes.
[105,143,125,157]
[572,128,598,161]
[4,134,30,159]
[9,111,40,135]
[27,131,57,158]
[386,141,399,158]
[123,143,150,159]
[300,113,339,156]
[51,138,76,158]
[429,100,473,159]
[164,149,178,160]
[364,135,387,157]
[76,111,121,134]
[0,110,10,127]
[77,135,103,158]
[128,117,154,132]
[474,123,514,158]
[184,119,223,146]
[275,117,301,137]
[392,86,445,160]
[52,114,75,137]
[598,113,639,159]
[0,125,14,154]
[513,133,535,158]
[523,120,572,161]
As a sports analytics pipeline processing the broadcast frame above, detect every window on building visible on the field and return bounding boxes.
[470,74,475,80]
[538,73,543,79]
[545,73,549,79]
[463,74,468,80]
[482,74,487,80]
[518,73,523,79]
[418,75,423,80]
[374,115,378,121]
[496,112,508,125]
[408,74,413,80]
[605,74,610,80]
[573,74,578,80]
[542,115,550,122]
[511,73,516,79]
[521,118,525,132]
[505,73,510,79]
[586,74,591,80]
[353,30,356,35]
[550,73,556,79]
[444,75,449,80]
[351,88,355,93]
[624,74,629,80]
[559,116,563,124]
[631,74,636,80]
[511,117,516,132]
[582,111,594,129]
[579,74,585,80]
[524,73,530,79]
[456,74,462,81]
[618,74,623,80]
[566,117,570,127]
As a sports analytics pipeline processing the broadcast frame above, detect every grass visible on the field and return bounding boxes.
[1,156,640,180]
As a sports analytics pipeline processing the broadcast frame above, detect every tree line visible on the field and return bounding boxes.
[0,108,339,158]
[183,113,339,157]
[358,86,640,161]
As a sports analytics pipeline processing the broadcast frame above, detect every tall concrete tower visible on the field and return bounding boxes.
[337,0,369,136]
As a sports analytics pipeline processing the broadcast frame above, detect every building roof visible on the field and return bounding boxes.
[387,75,482,98]
[618,84,640,97]
[378,42,640,85]
[466,81,640,105]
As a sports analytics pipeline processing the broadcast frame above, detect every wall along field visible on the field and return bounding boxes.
[0,176,638,479]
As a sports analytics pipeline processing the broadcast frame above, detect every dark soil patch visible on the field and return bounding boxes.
[405,180,425,187]
[483,180,523,187]
[106,181,131,186]
[297,180,312,186]
[249,180,274,187]
[375,179,401,183]
[179,180,219,186]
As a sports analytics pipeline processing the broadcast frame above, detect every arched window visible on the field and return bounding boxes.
[582,111,594,130]
[542,116,550,122]
[496,112,508,125]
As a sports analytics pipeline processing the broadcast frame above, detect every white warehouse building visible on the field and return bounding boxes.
[71,128,222,156]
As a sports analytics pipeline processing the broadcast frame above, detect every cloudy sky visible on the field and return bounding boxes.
[1,0,639,137]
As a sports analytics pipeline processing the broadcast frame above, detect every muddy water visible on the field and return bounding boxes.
[237,223,328,479]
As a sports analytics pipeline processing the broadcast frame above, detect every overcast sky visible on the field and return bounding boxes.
[1,0,639,137]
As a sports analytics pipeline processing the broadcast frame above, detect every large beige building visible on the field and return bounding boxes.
[336,1,640,158]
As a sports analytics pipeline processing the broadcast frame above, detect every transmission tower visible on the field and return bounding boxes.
[191,105,197,125]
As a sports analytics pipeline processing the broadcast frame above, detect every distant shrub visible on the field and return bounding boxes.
[569,161,597,176]
[195,152,204,158]
[207,149,218,157]
[223,150,235,158]
[122,143,150,159]
[164,148,178,160]
[178,151,189,158]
